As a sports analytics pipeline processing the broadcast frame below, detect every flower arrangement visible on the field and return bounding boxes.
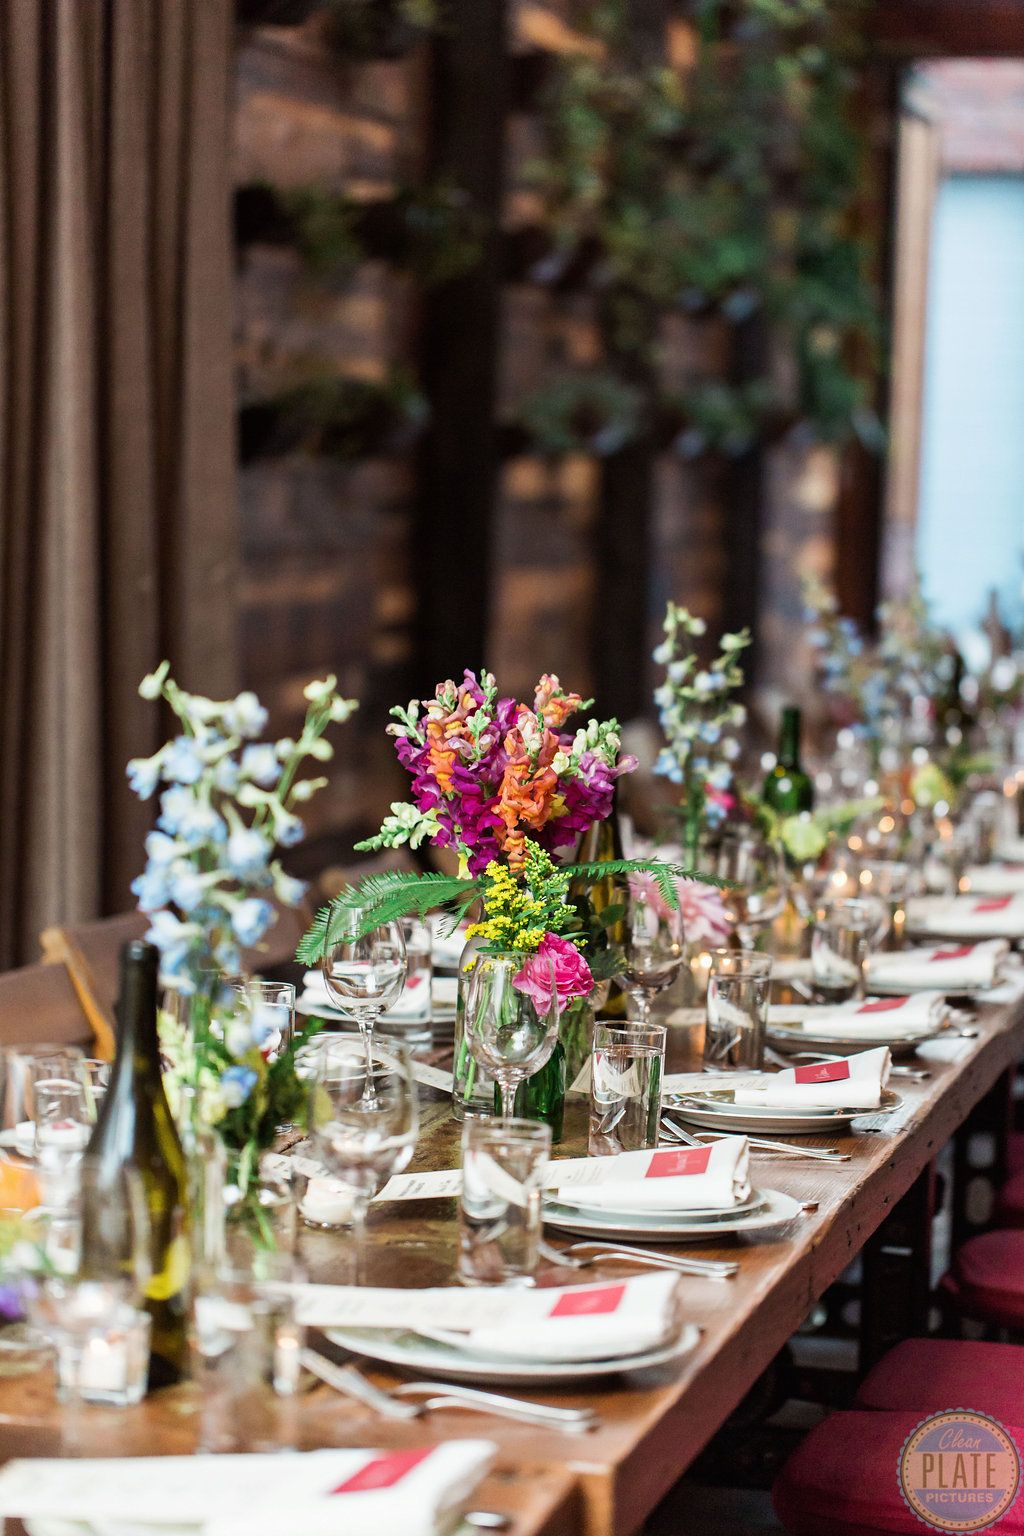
[802,576,948,755]
[127,665,357,1199]
[358,670,637,875]
[127,663,357,987]
[652,603,751,859]
[297,670,711,970]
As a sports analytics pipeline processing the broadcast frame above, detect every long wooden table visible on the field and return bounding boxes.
[1,988,1022,1536]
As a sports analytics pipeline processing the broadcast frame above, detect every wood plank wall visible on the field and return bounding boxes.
[232,1,879,876]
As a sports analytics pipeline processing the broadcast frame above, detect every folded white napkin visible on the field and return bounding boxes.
[554,1140,750,1213]
[907,894,1024,939]
[733,1046,891,1109]
[965,863,1024,895]
[0,1444,495,1536]
[292,1273,680,1362]
[868,940,1008,993]
[300,970,431,1023]
[796,991,945,1040]
[455,1272,681,1362]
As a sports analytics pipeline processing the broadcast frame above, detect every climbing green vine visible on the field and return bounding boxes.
[518,0,882,456]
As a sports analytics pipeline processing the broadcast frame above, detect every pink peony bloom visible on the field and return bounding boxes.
[514,932,593,1017]
[675,879,732,946]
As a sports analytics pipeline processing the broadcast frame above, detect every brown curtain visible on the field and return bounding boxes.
[0,0,238,968]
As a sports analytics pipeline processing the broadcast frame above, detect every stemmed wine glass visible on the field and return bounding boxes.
[710,829,786,948]
[464,951,560,1120]
[618,878,685,1025]
[322,908,407,1105]
[307,1038,418,1282]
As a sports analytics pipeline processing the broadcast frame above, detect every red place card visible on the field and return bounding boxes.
[794,1060,852,1085]
[932,945,973,962]
[644,1146,713,1179]
[856,997,909,1014]
[550,1283,626,1318]
[973,897,1013,913]
[332,1448,434,1494]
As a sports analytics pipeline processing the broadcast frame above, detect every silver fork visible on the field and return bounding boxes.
[301,1348,598,1433]
[538,1236,736,1280]
[660,1115,849,1162]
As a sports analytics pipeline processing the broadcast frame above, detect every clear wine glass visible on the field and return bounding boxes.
[322,909,407,1105]
[618,879,685,1025]
[307,1038,418,1282]
[710,829,786,948]
[465,951,560,1120]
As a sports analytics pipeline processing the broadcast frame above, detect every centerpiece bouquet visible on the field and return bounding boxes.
[652,602,751,862]
[126,664,357,1212]
[296,670,709,1112]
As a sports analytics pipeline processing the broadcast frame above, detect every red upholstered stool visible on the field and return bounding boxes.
[943,1229,1024,1330]
[997,1169,1024,1228]
[773,1410,1024,1535]
[855,1338,1024,1421]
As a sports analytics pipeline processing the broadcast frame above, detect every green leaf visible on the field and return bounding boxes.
[295,870,479,964]
[562,859,731,904]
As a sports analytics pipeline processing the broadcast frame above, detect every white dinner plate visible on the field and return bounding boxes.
[324,1321,701,1386]
[541,1186,802,1243]
[766,1014,946,1058]
[664,1087,902,1135]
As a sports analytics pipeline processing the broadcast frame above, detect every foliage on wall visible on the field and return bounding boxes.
[517,0,883,457]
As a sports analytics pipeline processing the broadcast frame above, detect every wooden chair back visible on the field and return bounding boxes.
[0,962,96,1052]
[40,898,316,1055]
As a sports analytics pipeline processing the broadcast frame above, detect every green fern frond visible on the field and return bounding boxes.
[562,859,729,905]
[295,870,479,964]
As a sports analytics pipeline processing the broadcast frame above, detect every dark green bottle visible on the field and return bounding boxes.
[500,1043,566,1143]
[86,941,190,1385]
[763,706,814,815]
[571,807,626,1020]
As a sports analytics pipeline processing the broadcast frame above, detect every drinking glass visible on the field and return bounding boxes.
[307,1037,418,1280]
[32,1077,91,1213]
[703,951,772,1071]
[811,899,877,1002]
[229,980,295,1063]
[322,910,407,1103]
[0,1045,88,1146]
[588,1022,666,1156]
[464,951,559,1120]
[191,1252,304,1452]
[458,1118,550,1286]
[928,823,974,896]
[401,916,434,993]
[967,792,1002,866]
[857,860,913,949]
[619,881,684,1025]
[709,829,786,948]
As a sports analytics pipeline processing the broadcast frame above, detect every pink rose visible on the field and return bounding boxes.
[514,932,593,1017]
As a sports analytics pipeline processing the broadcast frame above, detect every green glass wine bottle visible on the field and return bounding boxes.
[571,804,627,1020]
[85,940,190,1385]
[762,706,814,816]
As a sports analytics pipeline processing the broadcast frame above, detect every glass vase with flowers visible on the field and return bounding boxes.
[125,665,357,1248]
[297,669,716,1128]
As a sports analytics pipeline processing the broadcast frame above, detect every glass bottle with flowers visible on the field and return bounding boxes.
[297,670,709,1121]
[125,664,357,1245]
